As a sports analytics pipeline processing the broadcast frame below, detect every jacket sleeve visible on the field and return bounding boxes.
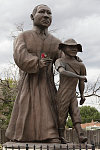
[80,62,87,76]
[13,33,39,73]
[55,58,65,71]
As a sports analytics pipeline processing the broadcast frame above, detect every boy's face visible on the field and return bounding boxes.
[64,45,78,57]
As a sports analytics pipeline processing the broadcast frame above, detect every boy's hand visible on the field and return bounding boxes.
[79,76,87,82]
[80,95,86,105]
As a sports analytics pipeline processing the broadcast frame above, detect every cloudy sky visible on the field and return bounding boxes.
[0,0,100,108]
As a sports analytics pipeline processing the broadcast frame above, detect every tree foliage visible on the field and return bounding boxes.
[66,106,100,128]
[80,106,100,123]
[0,78,18,128]
[66,115,73,128]
[0,63,19,129]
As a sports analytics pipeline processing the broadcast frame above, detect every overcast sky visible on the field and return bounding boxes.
[0,0,100,110]
[0,0,100,81]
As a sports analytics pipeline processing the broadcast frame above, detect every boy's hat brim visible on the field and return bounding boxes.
[59,39,82,52]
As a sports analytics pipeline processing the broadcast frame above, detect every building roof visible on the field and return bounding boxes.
[81,120,100,129]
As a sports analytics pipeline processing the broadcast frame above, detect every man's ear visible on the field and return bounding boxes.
[30,14,34,20]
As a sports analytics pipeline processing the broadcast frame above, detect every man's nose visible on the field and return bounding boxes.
[44,12,49,18]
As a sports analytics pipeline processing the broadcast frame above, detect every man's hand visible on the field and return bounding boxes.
[39,58,52,68]
[80,95,86,105]
[79,76,87,82]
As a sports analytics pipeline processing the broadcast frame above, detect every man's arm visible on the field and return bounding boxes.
[39,58,52,68]
[14,33,39,73]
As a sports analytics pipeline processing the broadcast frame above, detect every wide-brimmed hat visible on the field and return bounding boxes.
[59,39,82,52]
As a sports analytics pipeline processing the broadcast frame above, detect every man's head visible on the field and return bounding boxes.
[30,4,52,29]
[59,39,82,57]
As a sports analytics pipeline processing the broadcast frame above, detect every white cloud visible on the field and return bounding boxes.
[0,40,13,64]
[0,0,100,81]
[0,0,99,111]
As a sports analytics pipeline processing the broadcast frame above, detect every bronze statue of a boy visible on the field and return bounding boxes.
[55,39,87,143]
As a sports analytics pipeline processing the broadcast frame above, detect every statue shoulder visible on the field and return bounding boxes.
[79,61,86,68]
[75,56,83,62]
[79,62,87,75]
[15,30,36,42]
[17,30,34,38]
[75,57,86,68]
[22,30,34,36]
[49,33,61,44]
[14,30,34,44]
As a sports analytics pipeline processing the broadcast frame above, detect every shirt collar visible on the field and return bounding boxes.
[33,26,49,36]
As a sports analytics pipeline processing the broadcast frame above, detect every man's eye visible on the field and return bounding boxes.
[47,11,51,14]
[38,10,45,13]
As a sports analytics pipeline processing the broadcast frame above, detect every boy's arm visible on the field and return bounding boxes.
[58,67,86,80]
[78,80,86,105]
[79,63,87,105]
[55,58,87,80]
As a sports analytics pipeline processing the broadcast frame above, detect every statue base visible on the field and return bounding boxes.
[2,142,94,150]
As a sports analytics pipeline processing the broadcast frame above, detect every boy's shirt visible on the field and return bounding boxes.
[55,57,86,91]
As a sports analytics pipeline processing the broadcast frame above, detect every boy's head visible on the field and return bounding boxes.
[59,39,82,57]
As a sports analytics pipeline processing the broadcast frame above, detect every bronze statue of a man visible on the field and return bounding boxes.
[5,4,61,143]
[55,39,87,143]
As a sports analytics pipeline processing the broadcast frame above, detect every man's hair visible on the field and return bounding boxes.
[32,4,49,17]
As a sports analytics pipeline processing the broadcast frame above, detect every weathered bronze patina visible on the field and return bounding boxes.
[5,4,61,143]
[55,39,87,143]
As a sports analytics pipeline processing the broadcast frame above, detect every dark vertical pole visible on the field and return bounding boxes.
[92,144,95,150]
[40,145,42,150]
[33,145,36,150]
[79,144,81,150]
[47,145,49,150]
[26,144,29,150]
[66,144,69,150]
[73,144,75,150]
[54,145,56,150]
[60,145,62,150]
[5,146,7,150]
[12,145,14,150]
[85,144,88,150]
[18,145,20,150]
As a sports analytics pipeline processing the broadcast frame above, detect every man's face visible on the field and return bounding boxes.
[33,5,52,28]
[64,45,78,57]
